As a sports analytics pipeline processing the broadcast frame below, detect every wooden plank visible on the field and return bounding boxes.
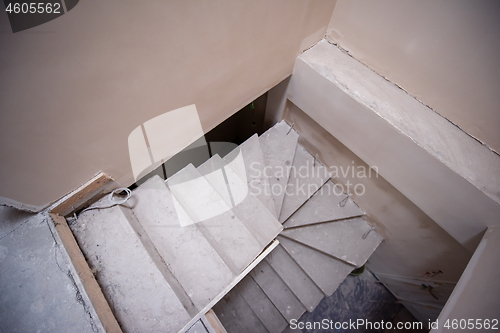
[50,213,122,333]
[205,309,228,333]
[50,172,114,216]
[179,240,279,333]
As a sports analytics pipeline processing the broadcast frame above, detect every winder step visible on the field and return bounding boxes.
[281,217,383,267]
[279,144,330,224]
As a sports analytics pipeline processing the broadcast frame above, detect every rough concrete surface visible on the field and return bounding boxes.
[250,260,306,324]
[281,217,383,267]
[0,207,100,333]
[283,180,364,228]
[289,39,500,251]
[130,176,234,311]
[259,121,299,217]
[279,144,330,224]
[70,198,191,333]
[266,244,324,312]
[278,235,355,296]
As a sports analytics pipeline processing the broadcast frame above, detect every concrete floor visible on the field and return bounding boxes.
[0,206,100,333]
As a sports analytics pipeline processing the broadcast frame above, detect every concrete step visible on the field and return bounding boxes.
[278,235,355,296]
[265,244,324,312]
[130,175,235,310]
[70,197,192,333]
[281,217,383,267]
[198,154,282,248]
[237,275,288,333]
[249,260,306,323]
[259,121,299,218]
[223,134,277,218]
[212,297,250,333]
[216,287,269,333]
[167,164,262,274]
[279,144,330,223]
[197,154,233,208]
[283,180,364,229]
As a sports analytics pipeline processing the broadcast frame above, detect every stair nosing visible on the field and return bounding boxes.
[283,214,366,230]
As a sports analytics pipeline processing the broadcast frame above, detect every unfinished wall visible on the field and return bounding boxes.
[283,101,472,321]
[0,0,336,209]
[327,0,500,154]
[284,102,472,282]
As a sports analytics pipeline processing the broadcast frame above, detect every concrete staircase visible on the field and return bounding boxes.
[68,121,383,333]
[212,122,383,333]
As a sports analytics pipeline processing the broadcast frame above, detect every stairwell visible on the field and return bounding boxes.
[67,120,383,333]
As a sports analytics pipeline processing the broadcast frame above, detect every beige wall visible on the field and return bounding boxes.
[0,0,336,209]
[327,0,500,153]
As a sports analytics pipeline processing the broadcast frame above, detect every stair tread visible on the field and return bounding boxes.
[72,201,191,333]
[281,217,383,267]
[250,260,306,323]
[223,134,277,218]
[278,235,355,296]
[265,244,324,312]
[131,176,235,310]
[237,275,288,333]
[197,154,233,207]
[198,154,283,248]
[220,288,269,333]
[279,144,330,223]
[167,164,262,274]
[284,180,364,228]
[259,121,299,218]
[212,298,250,333]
